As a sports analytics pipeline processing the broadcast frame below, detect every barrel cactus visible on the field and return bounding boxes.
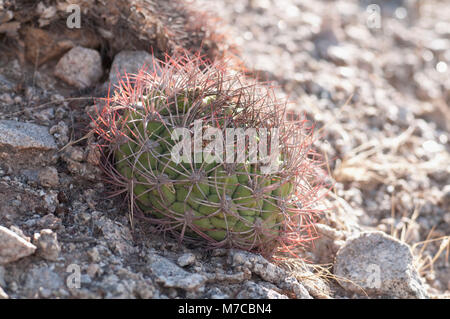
[94,53,326,256]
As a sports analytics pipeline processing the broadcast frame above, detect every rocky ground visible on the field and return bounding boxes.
[0,0,448,299]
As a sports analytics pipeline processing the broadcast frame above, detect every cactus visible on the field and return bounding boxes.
[93,53,326,256]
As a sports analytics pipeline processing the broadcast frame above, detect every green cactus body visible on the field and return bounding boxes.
[97,56,326,256]
[113,100,300,252]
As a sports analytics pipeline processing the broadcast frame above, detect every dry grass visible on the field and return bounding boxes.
[276,255,372,298]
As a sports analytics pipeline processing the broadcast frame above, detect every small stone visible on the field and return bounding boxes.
[0,10,14,24]
[0,225,37,264]
[135,282,154,299]
[14,96,22,104]
[0,21,20,37]
[37,214,62,231]
[34,108,55,123]
[39,287,52,298]
[75,212,92,225]
[177,253,196,267]
[54,46,103,89]
[87,264,101,278]
[87,247,101,263]
[64,146,85,162]
[38,167,59,188]
[49,121,69,145]
[0,93,13,105]
[0,120,57,151]
[86,144,101,165]
[327,45,355,66]
[33,229,61,261]
[42,191,59,214]
[334,231,428,299]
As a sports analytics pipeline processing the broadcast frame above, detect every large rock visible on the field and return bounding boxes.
[334,231,428,298]
[108,50,159,89]
[54,46,103,89]
[0,226,37,265]
[0,120,57,151]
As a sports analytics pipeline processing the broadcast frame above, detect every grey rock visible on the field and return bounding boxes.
[0,120,57,151]
[148,253,206,291]
[94,216,135,256]
[0,286,8,299]
[334,231,428,299]
[236,281,288,299]
[63,146,84,162]
[205,287,229,299]
[0,93,13,105]
[327,45,356,66]
[280,276,313,299]
[0,226,36,265]
[0,266,5,286]
[54,46,103,89]
[177,253,196,267]
[49,121,69,145]
[38,167,59,188]
[33,229,61,261]
[310,223,345,264]
[109,50,159,89]
[229,250,312,298]
[230,250,286,284]
[37,214,63,231]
